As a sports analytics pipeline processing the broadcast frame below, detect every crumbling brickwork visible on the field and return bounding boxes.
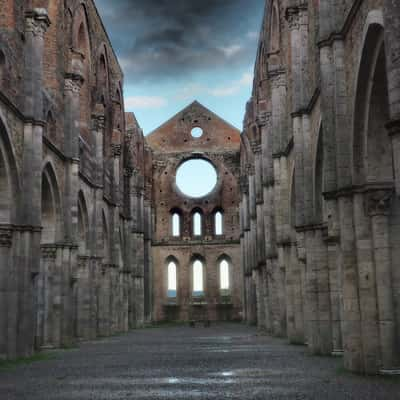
[147,102,243,322]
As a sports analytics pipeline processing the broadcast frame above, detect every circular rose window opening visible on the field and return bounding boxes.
[176,159,217,198]
[191,127,203,138]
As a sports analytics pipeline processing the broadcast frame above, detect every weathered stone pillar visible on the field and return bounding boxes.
[144,201,153,323]
[129,171,145,328]
[37,246,57,348]
[61,245,77,348]
[18,9,51,358]
[290,240,305,344]
[338,195,363,372]
[64,79,82,241]
[368,190,399,371]
[0,228,13,359]
[351,192,380,373]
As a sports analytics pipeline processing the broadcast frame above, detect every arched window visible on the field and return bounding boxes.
[77,23,87,55]
[215,211,223,235]
[193,260,204,296]
[41,172,56,244]
[167,261,177,298]
[219,259,230,293]
[270,2,280,53]
[98,54,107,87]
[193,212,202,236]
[172,212,181,237]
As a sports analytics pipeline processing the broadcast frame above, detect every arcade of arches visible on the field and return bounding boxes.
[0,0,399,377]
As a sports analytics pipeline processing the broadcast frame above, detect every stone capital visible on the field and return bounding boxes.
[41,245,57,259]
[93,114,105,131]
[269,71,286,89]
[64,74,84,93]
[124,166,134,178]
[25,9,51,38]
[285,7,300,30]
[367,190,393,216]
[0,229,12,248]
[250,140,262,155]
[285,5,307,31]
[256,112,271,128]
[111,144,122,158]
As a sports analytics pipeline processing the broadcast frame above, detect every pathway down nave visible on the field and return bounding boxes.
[0,324,399,400]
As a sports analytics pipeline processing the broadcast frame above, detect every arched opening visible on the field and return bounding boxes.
[192,211,202,237]
[0,50,5,84]
[167,261,177,298]
[314,126,324,223]
[214,210,223,235]
[0,132,12,225]
[353,24,393,184]
[41,172,57,244]
[74,11,92,146]
[171,211,181,237]
[289,168,296,233]
[119,226,124,267]
[219,259,230,294]
[114,88,123,131]
[270,2,280,53]
[98,53,107,88]
[366,46,392,182]
[102,211,110,262]
[78,192,89,255]
[193,259,204,297]
[77,23,87,55]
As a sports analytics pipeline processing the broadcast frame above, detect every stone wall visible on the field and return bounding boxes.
[147,102,243,323]
[241,0,400,374]
[0,0,147,360]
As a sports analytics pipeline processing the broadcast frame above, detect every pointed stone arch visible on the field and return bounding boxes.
[313,121,324,223]
[269,0,280,54]
[41,162,62,244]
[77,190,90,255]
[72,3,93,145]
[352,12,392,185]
[0,113,20,225]
[102,208,110,263]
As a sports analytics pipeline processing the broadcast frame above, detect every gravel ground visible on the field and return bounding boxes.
[0,323,399,399]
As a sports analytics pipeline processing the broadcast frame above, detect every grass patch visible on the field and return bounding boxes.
[0,352,58,372]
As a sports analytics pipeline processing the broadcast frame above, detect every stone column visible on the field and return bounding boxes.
[0,228,12,358]
[18,10,50,358]
[338,195,363,372]
[143,201,153,323]
[352,192,380,373]
[129,172,145,328]
[38,246,57,348]
[368,190,399,371]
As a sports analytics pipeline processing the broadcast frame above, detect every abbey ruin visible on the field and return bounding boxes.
[0,0,399,379]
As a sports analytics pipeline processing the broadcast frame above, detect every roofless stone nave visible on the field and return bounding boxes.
[0,0,399,378]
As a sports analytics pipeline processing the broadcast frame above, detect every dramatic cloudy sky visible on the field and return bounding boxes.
[96,0,264,134]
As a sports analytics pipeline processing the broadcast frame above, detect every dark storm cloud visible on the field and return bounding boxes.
[95,0,264,83]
